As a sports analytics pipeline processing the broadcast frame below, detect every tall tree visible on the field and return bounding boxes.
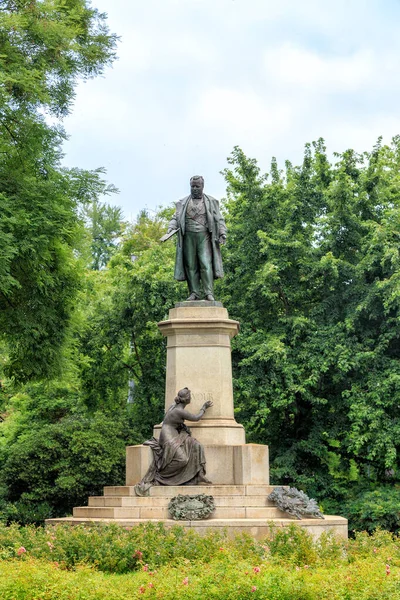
[0,0,117,379]
[83,196,123,270]
[74,208,180,432]
[220,139,400,509]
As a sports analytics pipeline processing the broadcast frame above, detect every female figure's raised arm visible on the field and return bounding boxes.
[180,400,213,422]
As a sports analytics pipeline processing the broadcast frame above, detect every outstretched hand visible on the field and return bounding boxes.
[202,400,213,410]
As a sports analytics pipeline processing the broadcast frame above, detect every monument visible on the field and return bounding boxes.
[47,176,348,539]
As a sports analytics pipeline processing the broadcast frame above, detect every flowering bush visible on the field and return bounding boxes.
[0,523,399,598]
[0,522,262,573]
[0,535,399,600]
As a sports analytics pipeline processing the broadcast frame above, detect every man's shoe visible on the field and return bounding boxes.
[205,294,215,301]
[186,293,197,301]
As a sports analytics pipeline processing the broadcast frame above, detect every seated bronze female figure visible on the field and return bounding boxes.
[134,388,213,496]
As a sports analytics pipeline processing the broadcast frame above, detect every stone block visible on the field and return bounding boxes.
[212,496,263,507]
[245,507,293,519]
[126,445,153,486]
[103,486,135,496]
[203,445,234,484]
[139,507,169,519]
[213,507,246,519]
[88,497,106,507]
[73,507,115,518]
[126,444,269,486]
[113,508,140,519]
[120,496,167,507]
[245,485,277,496]
[234,444,269,485]
[149,484,246,497]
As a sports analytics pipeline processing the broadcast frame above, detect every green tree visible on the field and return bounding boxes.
[0,0,118,380]
[83,196,123,270]
[220,139,400,518]
[74,208,180,434]
[0,381,140,522]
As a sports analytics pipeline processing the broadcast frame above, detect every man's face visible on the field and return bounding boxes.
[190,179,204,199]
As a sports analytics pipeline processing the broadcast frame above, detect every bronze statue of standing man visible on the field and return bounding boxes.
[162,176,227,301]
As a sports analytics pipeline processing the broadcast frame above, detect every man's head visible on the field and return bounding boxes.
[190,175,204,199]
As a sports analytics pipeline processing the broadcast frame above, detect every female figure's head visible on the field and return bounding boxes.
[174,387,191,405]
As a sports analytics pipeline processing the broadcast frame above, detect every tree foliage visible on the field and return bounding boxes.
[83,195,123,270]
[220,138,400,510]
[0,381,140,522]
[0,0,117,116]
[75,208,180,435]
[0,0,118,380]
[0,208,181,522]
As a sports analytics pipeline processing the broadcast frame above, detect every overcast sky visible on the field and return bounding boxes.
[62,0,400,220]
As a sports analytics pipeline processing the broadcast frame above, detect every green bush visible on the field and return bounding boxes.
[0,522,263,573]
[344,487,400,534]
[0,526,399,600]
[323,485,400,534]
[266,523,318,565]
[0,414,130,524]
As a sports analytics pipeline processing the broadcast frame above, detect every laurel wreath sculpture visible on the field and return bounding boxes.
[168,494,215,520]
[268,486,325,520]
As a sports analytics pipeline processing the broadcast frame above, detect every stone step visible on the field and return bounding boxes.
[46,515,348,541]
[73,505,290,520]
[103,484,278,497]
[89,495,279,508]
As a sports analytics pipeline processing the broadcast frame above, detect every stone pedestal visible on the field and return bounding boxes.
[46,302,348,540]
[154,303,245,445]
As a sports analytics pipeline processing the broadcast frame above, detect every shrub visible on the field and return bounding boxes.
[0,522,262,573]
[344,487,400,534]
[0,413,128,523]
[0,530,399,600]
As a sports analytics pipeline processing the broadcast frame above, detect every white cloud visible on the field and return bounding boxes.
[264,44,376,92]
[115,30,219,74]
[191,87,292,138]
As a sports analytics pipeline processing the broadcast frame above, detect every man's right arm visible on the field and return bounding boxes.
[167,212,178,233]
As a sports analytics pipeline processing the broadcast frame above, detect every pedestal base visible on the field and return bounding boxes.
[126,443,269,486]
[46,484,348,541]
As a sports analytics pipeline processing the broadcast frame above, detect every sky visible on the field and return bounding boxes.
[62,0,400,221]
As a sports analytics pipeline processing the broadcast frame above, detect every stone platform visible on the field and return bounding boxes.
[46,484,348,540]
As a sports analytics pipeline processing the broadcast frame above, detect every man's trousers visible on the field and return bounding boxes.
[183,231,214,298]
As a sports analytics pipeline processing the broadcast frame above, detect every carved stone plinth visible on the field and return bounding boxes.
[46,303,348,540]
[154,303,245,445]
